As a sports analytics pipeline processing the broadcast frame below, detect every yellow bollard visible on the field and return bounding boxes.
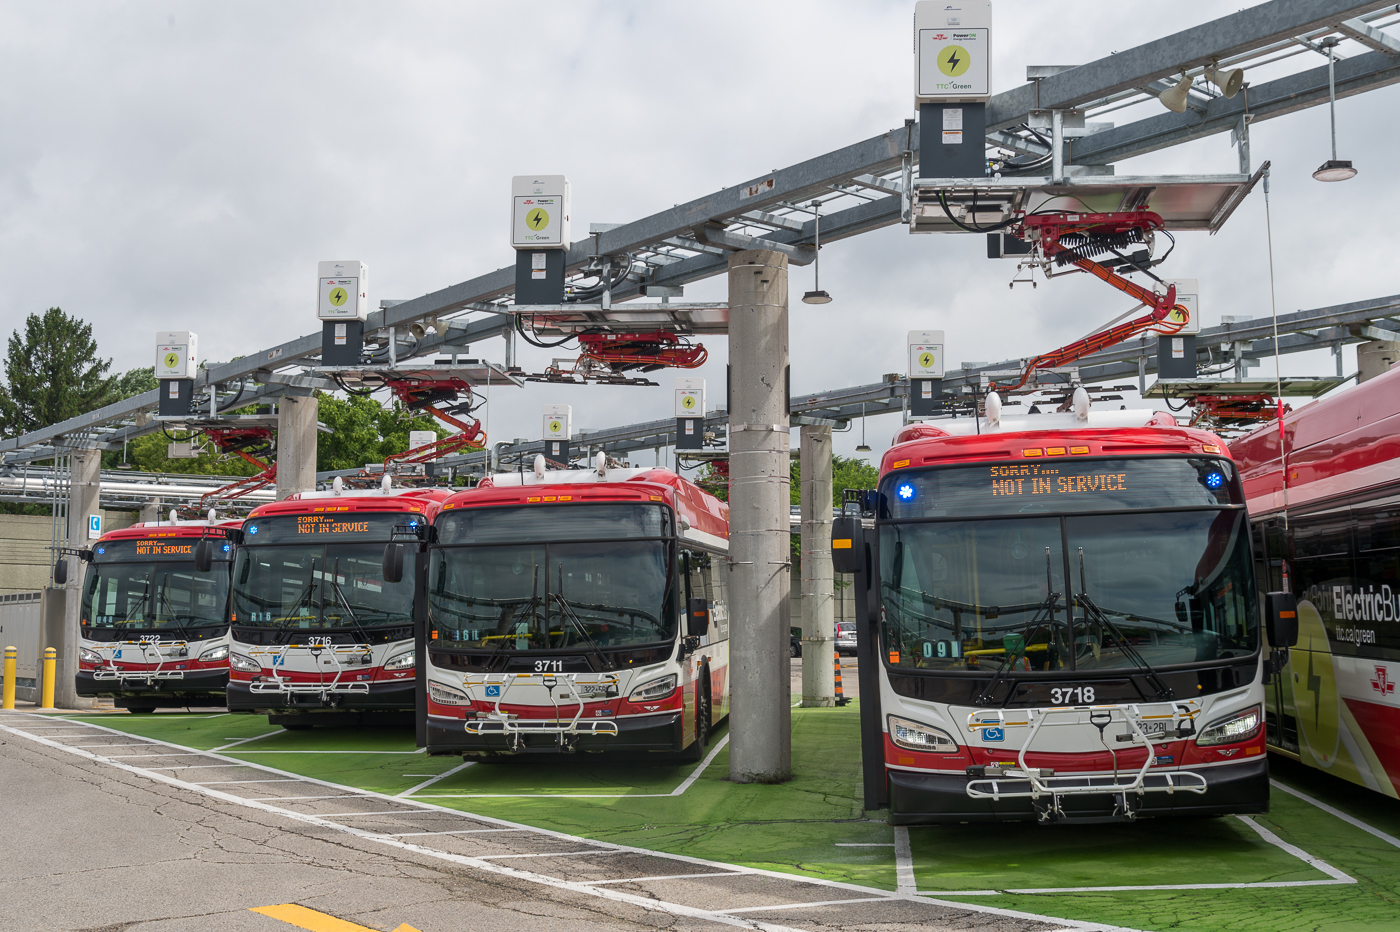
[41,647,57,710]
[2,646,15,710]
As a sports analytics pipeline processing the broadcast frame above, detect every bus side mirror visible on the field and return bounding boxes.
[382,543,405,584]
[52,560,68,585]
[1265,591,1299,648]
[831,516,863,574]
[193,539,214,573]
[686,598,710,638]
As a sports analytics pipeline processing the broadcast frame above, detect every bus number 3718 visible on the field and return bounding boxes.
[1050,686,1095,705]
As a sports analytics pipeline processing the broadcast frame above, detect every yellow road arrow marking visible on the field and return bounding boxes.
[250,903,422,932]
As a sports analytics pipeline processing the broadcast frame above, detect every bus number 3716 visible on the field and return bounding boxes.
[1050,686,1096,705]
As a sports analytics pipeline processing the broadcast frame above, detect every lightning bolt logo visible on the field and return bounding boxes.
[947,49,961,70]
[938,44,971,77]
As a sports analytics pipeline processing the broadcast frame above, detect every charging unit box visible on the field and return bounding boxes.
[675,378,705,451]
[543,404,572,465]
[915,1,992,105]
[908,330,947,417]
[319,260,368,365]
[1163,278,1200,335]
[1158,334,1198,379]
[512,176,570,251]
[156,331,198,417]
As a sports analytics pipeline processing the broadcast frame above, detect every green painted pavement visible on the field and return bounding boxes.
[57,706,1400,931]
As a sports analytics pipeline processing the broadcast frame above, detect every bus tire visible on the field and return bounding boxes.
[682,683,711,762]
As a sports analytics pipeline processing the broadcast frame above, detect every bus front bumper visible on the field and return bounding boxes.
[226,678,416,714]
[427,710,684,756]
[76,669,228,705]
[888,757,1270,824]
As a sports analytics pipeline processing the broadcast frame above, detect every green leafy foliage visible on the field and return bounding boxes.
[0,308,115,436]
[316,392,445,473]
[790,454,879,508]
[111,366,158,400]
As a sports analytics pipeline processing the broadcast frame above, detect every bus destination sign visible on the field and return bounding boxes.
[133,540,194,557]
[296,514,373,536]
[989,464,1127,499]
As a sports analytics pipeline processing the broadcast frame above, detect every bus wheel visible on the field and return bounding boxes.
[682,686,711,762]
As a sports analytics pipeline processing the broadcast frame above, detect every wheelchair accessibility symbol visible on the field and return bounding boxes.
[981,727,1005,742]
[485,685,501,697]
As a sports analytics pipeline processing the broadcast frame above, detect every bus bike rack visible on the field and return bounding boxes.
[963,700,1207,824]
[93,639,190,687]
[462,672,623,750]
[247,643,374,702]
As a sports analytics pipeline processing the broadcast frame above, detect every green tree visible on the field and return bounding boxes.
[790,454,879,508]
[316,392,445,472]
[111,366,158,400]
[0,308,115,436]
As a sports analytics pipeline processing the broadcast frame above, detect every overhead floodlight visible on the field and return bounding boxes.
[1157,72,1193,113]
[1313,38,1357,182]
[802,200,832,305]
[1203,62,1244,98]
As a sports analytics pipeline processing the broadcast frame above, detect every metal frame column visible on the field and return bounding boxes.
[57,447,101,709]
[727,249,792,783]
[800,424,835,707]
[275,394,319,500]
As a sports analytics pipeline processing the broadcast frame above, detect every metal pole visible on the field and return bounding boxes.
[1326,41,1339,161]
[59,448,101,709]
[800,424,835,707]
[727,249,792,783]
[275,395,319,500]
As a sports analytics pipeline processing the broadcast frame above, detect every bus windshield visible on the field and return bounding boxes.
[232,543,415,630]
[430,504,677,650]
[880,508,1257,674]
[83,561,230,632]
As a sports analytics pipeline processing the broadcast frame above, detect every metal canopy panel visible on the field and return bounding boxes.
[308,363,523,388]
[912,172,1261,232]
[510,302,729,335]
[149,415,282,427]
[1145,377,1347,398]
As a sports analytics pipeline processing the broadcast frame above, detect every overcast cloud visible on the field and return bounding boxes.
[1,1,1396,466]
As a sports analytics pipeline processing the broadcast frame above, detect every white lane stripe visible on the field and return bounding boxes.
[59,743,161,748]
[399,760,475,797]
[1272,778,1400,850]
[224,749,428,754]
[249,794,378,801]
[194,779,303,785]
[313,810,436,818]
[413,734,730,800]
[103,753,212,759]
[582,872,747,885]
[212,729,284,751]
[145,765,250,771]
[1007,880,1354,893]
[0,713,1145,932]
[892,826,916,895]
[479,850,628,860]
[834,843,894,847]
[916,890,1002,897]
[1236,815,1355,882]
[719,897,892,914]
[379,829,525,838]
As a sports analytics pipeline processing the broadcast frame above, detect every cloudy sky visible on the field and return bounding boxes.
[2,1,1396,466]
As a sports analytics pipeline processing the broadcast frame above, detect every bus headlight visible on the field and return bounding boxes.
[628,674,678,702]
[79,647,103,664]
[229,653,261,674]
[1195,706,1261,747]
[888,715,959,753]
[198,645,229,663]
[383,651,415,671]
[429,681,469,705]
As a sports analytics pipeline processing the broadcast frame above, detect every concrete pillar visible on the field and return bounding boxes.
[275,394,319,500]
[1357,341,1398,384]
[139,499,161,524]
[57,448,101,709]
[800,424,835,707]
[727,249,792,783]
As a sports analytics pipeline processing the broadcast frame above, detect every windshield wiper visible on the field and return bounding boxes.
[1076,548,1173,701]
[326,558,376,645]
[552,582,615,672]
[976,547,1064,706]
[157,574,197,644]
[276,558,319,629]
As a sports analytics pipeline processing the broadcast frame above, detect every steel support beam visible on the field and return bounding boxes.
[799,424,835,708]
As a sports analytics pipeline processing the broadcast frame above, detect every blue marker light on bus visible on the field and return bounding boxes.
[222,543,231,552]
[96,546,105,555]
[248,525,259,535]
[1204,471,1225,490]
[408,519,419,529]
[897,483,916,501]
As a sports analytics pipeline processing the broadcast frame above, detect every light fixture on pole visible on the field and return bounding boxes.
[802,200,831,305]
[855,402,871,452]
[1313,37,1357,182]
[1157,71,1194,113]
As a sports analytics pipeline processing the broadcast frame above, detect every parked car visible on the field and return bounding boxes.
[835,621,858,656]
[790,626,802,658]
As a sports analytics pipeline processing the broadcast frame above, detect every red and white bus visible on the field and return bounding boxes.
[834,394,1272,823]
[224,484,450,729]
[1230,364,1400,798]
[420,458,729,758]
[77,520,240,712]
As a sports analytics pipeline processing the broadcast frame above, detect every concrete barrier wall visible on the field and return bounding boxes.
[0,511,138,595]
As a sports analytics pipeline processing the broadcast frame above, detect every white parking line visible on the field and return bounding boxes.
[1272,778,1400,850]
[194,779,304,785]
[379,829,525,838]
[719,897,892,914]
[834,843,893,847]
[892,826,916,895]
[583,872,746,885]
[250,794,378,801]
[212,729,284,751]
[479,850,627,860]
[1236,815,1355,882]
[399,760,475,797]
